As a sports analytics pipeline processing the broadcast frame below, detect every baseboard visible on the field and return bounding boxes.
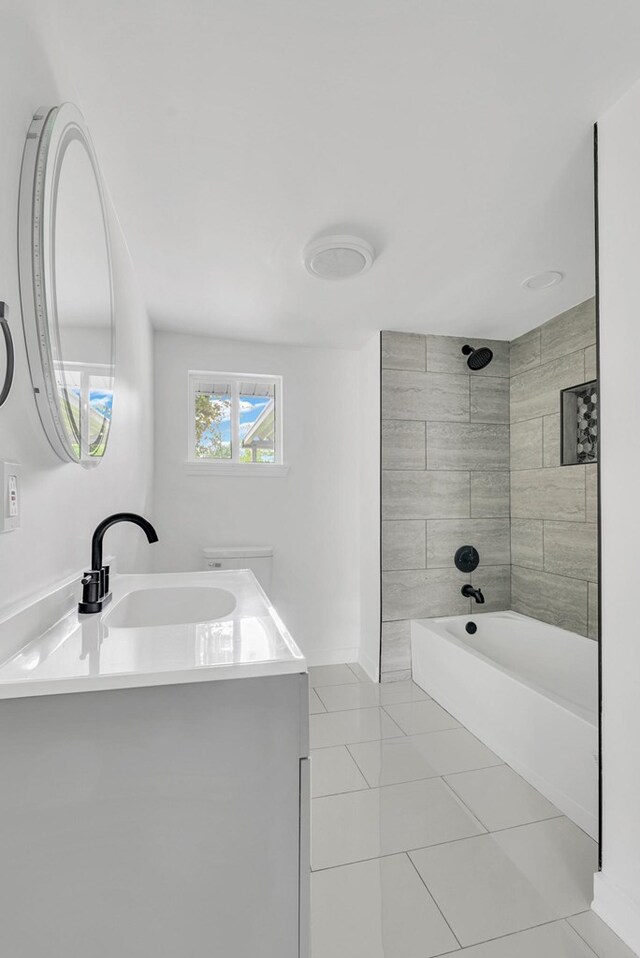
[303,648,360,668]
[592,872,640,956]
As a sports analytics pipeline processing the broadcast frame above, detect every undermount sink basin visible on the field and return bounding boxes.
[104,586,237,629]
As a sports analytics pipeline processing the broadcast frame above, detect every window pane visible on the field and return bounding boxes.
[194,387,232,459]
[88,374,113,458]
[239,382,275,463]
[57,366,81,459]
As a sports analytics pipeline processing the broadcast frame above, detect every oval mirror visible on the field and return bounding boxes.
[18,103,115,465]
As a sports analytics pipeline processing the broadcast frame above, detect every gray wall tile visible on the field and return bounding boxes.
[543,521,598,581]
[427,423,509,471]
[510,328,541,377]
[471,565,511,612]
[585,345,597,381]
[543,413,560,467]
[381,620,412,671]
[511,519,544,570]
[540,298,596,365]
[511,467,586,521]
[510,418,543,470]
[382,470,470,520]
[382,306,599,676]
[382,331,425,370]
[382,420,426,470]
[508,301,598,640]
[470,377,510,423]
[426,518,510,568]
[383,568,469,620]
[381,669,413,683]
[510,350,585,423]
[588,582,598,640]
[424,372,471,422]
[586,465,597,522]
[470,472,510,517]
[382,370,469,422]
[511,566,588,635]
[382,520,426,571]
[427,336,509,377]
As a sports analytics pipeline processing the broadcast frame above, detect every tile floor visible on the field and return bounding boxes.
[309,663,636,958]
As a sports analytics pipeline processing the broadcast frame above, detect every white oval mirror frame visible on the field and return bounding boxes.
[18,103,115,465]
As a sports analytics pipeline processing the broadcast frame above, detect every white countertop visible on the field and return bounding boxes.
[0,570,306,700]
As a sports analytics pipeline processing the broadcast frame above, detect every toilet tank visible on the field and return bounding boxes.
[202,546,273,594]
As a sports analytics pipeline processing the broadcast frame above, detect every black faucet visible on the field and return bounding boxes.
[461,584,485,604]
[78,513,159,614]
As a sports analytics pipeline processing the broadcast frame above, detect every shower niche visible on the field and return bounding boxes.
[561,380,598,465]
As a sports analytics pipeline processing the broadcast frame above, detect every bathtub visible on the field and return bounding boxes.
[411,611,598,839]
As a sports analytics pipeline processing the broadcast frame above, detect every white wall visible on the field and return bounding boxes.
[593,77,640,953]
[358,333,381,680]
[153,332,362,665]
[0,2,154,620]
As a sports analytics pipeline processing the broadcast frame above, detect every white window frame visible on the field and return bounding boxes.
[185,370,288,476]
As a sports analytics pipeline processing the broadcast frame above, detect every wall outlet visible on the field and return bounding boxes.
[1,462,21,532]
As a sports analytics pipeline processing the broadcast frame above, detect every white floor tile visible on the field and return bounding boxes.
[444,764,561,831]
[568,911,639,958]
[317,680,429,712]
[311,746,369,798]
[309,664,361,688]
[346,662,370,682]
[348,729,502,788]
[312,777,485,871]
[309,689,326,714]
[310,707,403,749]
[439,920,598,957]
[410,817,597,946]
[312,854,458,958]
[383,700,461,735]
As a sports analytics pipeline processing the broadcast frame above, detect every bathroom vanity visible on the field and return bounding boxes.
[0,570,309,958]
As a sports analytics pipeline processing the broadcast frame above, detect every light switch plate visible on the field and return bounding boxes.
[1,461,21,532]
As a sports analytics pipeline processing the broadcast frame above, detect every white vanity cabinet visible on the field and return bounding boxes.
[0,571,309,958]
[0,672,309,957]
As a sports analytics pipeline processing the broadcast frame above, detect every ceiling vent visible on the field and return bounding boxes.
[521,270,564,290]
[303,235,375,280]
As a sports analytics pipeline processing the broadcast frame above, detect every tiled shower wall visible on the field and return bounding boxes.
[381,332,511,682]
[509,298,598,639]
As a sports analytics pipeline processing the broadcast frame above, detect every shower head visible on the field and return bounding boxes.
[462,344,493,370]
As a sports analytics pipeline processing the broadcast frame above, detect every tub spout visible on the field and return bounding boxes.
[462,584,485,604]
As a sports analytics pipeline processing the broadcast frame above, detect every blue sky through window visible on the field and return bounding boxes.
[213,395,271,442]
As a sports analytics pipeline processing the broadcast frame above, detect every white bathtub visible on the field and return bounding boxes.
[411,611,598,839]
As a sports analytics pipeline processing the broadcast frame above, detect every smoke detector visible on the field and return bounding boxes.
[521,270,564,290]
[304,235,375,280]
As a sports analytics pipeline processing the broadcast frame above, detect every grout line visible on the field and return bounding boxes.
[309,723,508,750]
[310,812,577,877]
[310,703,403,717]
[511,563,595,584]
[344,742,376,788]
[405,851,463,950]
[382,562,510,573]
[563,917,607,958]
[510,517,595,526]
[312,784,372,800]
[311,692,429,713]
[437,775,491,833]
[449,916,598,955]
[382,417,508,426]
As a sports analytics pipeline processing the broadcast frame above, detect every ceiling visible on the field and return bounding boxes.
[57,0,640,348]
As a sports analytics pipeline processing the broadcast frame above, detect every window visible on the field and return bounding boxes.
[57,361,113,461]
[187,371,286,474]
